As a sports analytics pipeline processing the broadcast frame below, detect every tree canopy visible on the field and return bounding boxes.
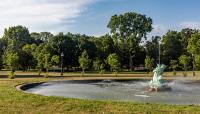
[0,11,198,76]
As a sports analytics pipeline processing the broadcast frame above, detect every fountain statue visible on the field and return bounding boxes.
[148,64,171,92]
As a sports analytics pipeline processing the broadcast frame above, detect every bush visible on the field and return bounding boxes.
[8,71,15,79]
[44,72,49,78]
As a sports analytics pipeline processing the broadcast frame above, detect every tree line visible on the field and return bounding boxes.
[0,11,199,78]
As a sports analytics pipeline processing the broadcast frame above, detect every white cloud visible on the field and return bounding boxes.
[179,21,200,29]
[0,0,95,35]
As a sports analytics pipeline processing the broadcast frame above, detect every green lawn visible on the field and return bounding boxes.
[0,76,200,114]
[1,70,200,78]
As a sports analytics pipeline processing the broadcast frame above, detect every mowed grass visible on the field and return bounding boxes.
[1,70,200,78]
[1,74,200,113]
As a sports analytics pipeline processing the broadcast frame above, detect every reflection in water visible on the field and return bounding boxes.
[26,80,200,105]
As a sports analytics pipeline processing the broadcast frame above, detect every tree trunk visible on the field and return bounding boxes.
[38,69,41,76]
[129,54,134,71]
[82,69,84,77]
[45,68,49,78]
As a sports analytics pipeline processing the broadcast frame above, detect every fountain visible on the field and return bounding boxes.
[20,79,200,105]
[148,64,171,92]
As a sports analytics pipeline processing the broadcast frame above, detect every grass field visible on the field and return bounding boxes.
[1,72,200,114]
[1,70,200,78]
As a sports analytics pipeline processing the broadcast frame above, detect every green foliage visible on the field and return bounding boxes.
[30,43,60,77]
[145,36,160,62]
[0,13,199,74]
[8,71,15,79]
[161,31,182,65]
[180,28,197,54]
[169,60,178,76]
[93,58,101,71]
[21,44,36,70]
[3,25,31,49]
[179,55,190,76]
[99,63,105,74]
[187,33,200,55]
[51,55,60,65]
[4,50,19,79]
[48,33,78,68]
[5,51,19,71]
[107,53,120,72]
[108,12,152,71]
[79,50,90,75]
[195,54,200,70]
[44,53,51,78]
[107,12,152,41]
[144,56,154,73]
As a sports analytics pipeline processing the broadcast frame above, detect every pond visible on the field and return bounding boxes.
[24,79,200,105]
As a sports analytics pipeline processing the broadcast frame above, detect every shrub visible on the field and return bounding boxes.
[8,71,15,79]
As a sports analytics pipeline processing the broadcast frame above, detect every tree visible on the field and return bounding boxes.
[51,55,60,66]
[107,53,120,74]
[100,63,105,75]
[40,32,54,42]
[21,44,36,70]
[179,55,190,77]
[107,12,152,71]
[4,51,19,79]
[44,54,60,77]
[79,50,90,76]
[144,56,154,73]
[93,35,115,60]
[194,55,200,70]
[30,32,44,44]
[43,53,51,78]
[32,43,60,77]
[93,58,101,71]
[187,32,200,55]
[180,28,197,54]
[0,39,6,69]
[161,31,182,66]
[48,33,78,70]
[145,36,160,63]
[77,36,97,63]
[169,60,178,76]
[187,33,200,76]
[2,25,32,49]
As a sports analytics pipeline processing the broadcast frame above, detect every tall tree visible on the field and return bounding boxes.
[179,55,190,77]
[93,34,115,61]
[48,33,78,70]
[0,39,6,69]
[145,56,154,73]
[2,25,32,49]
[107,12,152,71]
[187,32,200,55]
[107,53,120,73]
[194,55,200,70]
[40,32,54,42]
[22,44,37,70]
[169,60,178,76]
[161,31,182,65]
[145,36,160,63]
[79,50,90,76]
[180,28,197,54]
[4,50,19,79]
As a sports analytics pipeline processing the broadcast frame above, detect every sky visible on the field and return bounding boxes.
[1,0,200,38]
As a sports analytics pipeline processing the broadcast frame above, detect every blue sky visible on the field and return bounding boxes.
[1,0,200,37]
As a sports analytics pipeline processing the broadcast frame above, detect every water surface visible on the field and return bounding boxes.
[25,80,200,105]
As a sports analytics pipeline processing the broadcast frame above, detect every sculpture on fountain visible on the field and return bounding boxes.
[148,64,171,92]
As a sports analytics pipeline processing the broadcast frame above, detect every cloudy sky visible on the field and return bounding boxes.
[0,0,200,37]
